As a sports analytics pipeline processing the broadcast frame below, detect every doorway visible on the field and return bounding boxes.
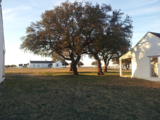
[150,57,158,77]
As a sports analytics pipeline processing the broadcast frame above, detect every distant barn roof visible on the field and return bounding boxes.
[150,32,160,38]
[30,61,54,63]
[19,64,23,66]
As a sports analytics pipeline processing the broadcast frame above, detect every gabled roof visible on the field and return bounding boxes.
[54,61,62,63]
[150,32,160,38]
[19,64,23,66]
[120,32,160,59]
[133,32,160,50]
[30,61,54,63]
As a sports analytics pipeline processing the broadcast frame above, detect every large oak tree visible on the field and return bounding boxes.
[20,1,132,75]
[20,1,111,75]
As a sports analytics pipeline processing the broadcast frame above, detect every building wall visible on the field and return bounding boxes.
[0,46,3,83]
[0,6,5,83]
[52,61,62,68]
[29,63,50,68]
[28,61,62,68]
[131,33,160,81]
[19,66,23,68]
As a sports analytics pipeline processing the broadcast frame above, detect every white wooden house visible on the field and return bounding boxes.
[0,1,5,83]
[28,60,62,68]
[119,32,160,81]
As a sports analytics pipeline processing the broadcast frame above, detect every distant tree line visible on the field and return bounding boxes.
[20,1,133,75]
[5,65,17,68]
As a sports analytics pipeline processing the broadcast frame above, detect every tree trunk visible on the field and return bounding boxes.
[72,61,78,75]
[93,53,103,75]
[103,55,113,72]
[69,63,73,71]
[125,64,129,70]
[104,60,109,72]
[71,55,81,75]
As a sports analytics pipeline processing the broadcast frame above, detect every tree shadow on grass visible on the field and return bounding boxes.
[4,72,157,85]
[5,71,131,80]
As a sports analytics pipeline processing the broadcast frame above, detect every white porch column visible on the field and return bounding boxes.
[119,59,122,76]
[131,58,133,77]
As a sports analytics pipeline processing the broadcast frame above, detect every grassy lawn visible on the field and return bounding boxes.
[1,68,160,120]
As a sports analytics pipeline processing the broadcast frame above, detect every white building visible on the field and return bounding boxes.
[18,64,23,68]
[23,64,29,68]
[28,61,62,68]
[0,1,5,83]
[52,61,62,68]
[119,32,160,81]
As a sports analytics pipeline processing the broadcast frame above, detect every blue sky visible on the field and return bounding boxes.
[2,0,160,66]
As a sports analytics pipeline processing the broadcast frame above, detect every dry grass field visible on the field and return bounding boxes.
[5,67,131,76]
[5,67,116,73]
[1,68,160,120]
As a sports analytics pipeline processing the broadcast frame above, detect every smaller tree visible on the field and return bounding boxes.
[48,63,52,68]
[11,65,17,68]
[91,61,97,67]
[122,59,131,70]
[5,65,10,68]
[77,61,84,67]
[112,57,131,70]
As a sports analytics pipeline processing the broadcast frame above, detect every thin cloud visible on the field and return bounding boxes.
[132,0,159,7]
[3,6,31,21]
[120,0,159,10]
[128,5,160,16]
[3,6,31,15]
[135,15,160,21]
[3,9,13,14]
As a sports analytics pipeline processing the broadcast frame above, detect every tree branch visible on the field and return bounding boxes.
[57,52,71,60]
